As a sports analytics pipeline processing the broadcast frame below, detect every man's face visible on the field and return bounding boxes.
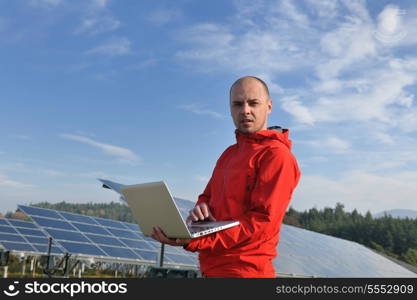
[230,79,272,134]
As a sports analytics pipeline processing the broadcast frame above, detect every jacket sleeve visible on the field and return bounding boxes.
[195,176,212,206]
[184,146,301,253]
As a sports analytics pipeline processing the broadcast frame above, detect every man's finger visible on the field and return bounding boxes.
[200,203,210,219]
[189,210,199,222]
[153,227,171,244]
[194,206,205,220]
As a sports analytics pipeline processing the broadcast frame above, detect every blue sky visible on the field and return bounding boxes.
[1,0,417,215]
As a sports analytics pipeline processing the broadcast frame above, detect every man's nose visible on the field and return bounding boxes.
[240,103,250,115]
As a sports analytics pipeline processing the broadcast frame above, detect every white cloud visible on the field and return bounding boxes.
[0,174,34,189]
[60,134,141,163]
[317,15,376,80]
[178,103,225,119]
[13,135,32,141]
[305,0,339,19]
[293,170,417,214]
[91,0,110,9]
[39,169,66,177]
[176,9,315,76]
[194,175,210,183]
[75,16,120,35]
[373,132,395,145]
[374,4,407,45]
[299,136,351,154]
[281,96,315,125]
[278,0,309,27]
[77,171,109,178]
[308,58,417,126]
[147,9,182,26]
[324,137,351,153]
[86,37,132,56]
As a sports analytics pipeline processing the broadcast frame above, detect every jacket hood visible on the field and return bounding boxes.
[235,126,292,150]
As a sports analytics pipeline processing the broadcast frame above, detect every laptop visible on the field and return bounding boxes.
[98,179,240,239]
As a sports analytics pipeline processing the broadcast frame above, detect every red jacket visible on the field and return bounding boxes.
[184,128,301,277]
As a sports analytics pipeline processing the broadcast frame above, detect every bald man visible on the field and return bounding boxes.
[151,76,301,278]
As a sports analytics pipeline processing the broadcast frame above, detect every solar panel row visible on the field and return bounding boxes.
[17,205,198,267]
[0,218,63,255]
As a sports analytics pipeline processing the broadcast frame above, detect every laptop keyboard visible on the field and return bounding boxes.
[188,224,217,233]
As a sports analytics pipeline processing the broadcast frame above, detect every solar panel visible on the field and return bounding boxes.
[31,244,63,254]
[106,228,140,239]
[31,216,76,231]
[119,239,154,250]
[25,236,50,244]
[58,241,106,256]
[8,219,39,229]
[0,219,64,255]
[99,246,139,260]
[71,223,110,235]
[94,218,128,230]
[15,228,45,237]
[59,211,97,225]
[0,233,26,243]
[275,224,417,277]
[134,249,157,261]
[18,205,199,267]
[19,206,62,219]
[44,228,90,243]
[0,226,18,234]
[1,242,37,252]
[85,234,125,247]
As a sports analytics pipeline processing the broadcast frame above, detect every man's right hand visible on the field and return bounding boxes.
[186,202,216,224]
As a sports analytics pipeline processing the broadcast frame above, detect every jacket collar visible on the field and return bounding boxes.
[235,126,292,149]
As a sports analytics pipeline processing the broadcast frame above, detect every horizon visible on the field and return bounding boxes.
[1,0,417,215]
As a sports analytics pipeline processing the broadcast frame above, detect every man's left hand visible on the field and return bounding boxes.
[150,227,192,246]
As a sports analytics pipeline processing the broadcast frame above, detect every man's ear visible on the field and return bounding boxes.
[267,98,272,114]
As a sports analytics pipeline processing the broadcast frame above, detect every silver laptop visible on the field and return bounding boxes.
[98,179,239,239]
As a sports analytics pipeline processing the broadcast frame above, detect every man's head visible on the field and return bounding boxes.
[229,76,272,134]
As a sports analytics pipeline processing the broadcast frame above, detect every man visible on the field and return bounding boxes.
[151,76,301,278]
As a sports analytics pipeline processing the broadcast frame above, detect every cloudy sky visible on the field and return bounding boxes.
[1,0,416,215]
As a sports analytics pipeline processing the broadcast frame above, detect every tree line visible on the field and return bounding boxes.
[284,203,417,268]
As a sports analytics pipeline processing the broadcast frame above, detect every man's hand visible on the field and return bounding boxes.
[150,227,191,246]
[186,202,216,224]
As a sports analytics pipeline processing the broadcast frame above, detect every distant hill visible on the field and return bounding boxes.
[374,209,417,219]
